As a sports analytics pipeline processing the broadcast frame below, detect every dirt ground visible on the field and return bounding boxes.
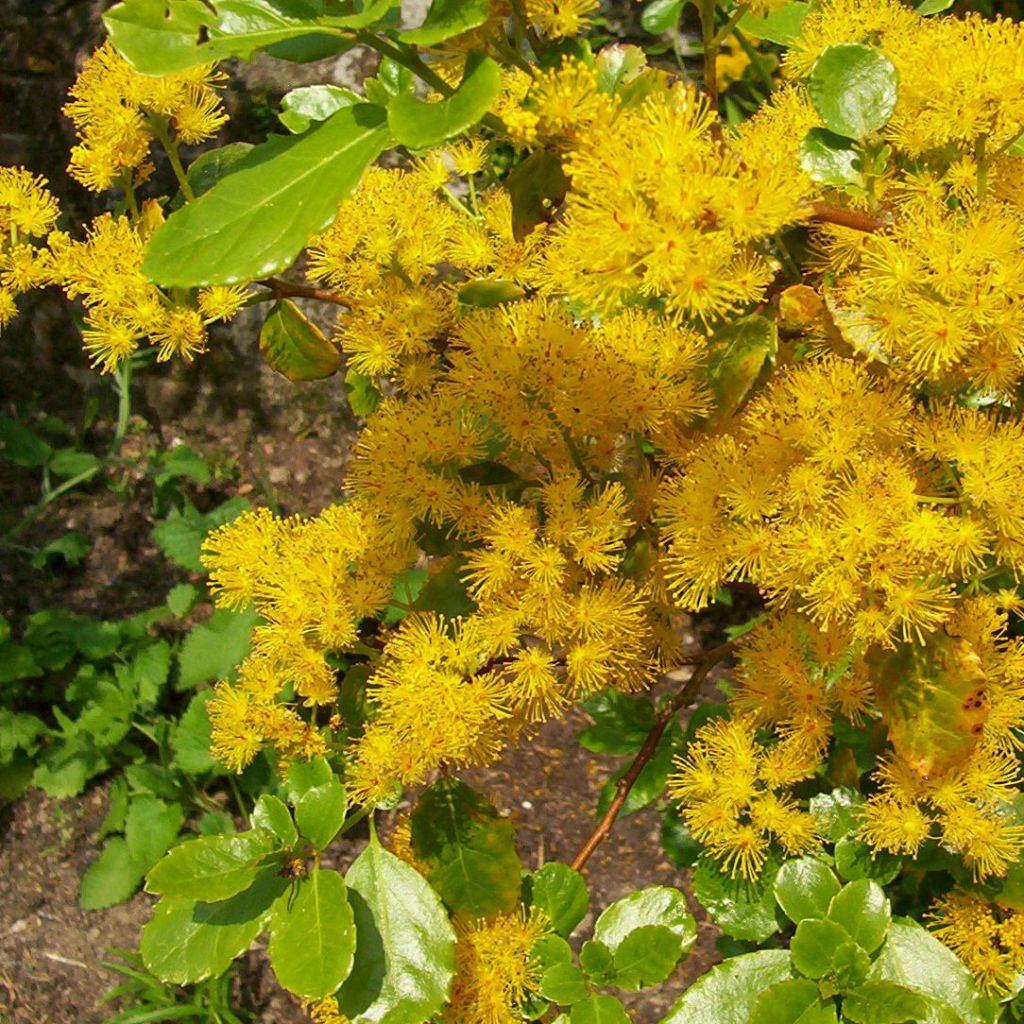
[0,3,730,1021]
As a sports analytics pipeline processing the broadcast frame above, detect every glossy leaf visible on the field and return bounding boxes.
[916,0,953,13]
[458,279,525,308]
[593,886,695,956]
[828,880,890,954]
[807,44,898,140]
[659,949,793,1024]
[295,778,348,851]
[594,725,677,818]
[388,54,501,149]
[529,862,590,937]
[146,829,277,901]
[809,788,862,843]
[641,0,683,34]
[799,128,860,186]
[268,868,356,998]
[831,941,872,989]
[790,918,851,979]
[693,855,781,943]
[397,0,490,44]
[594,43,646,94]
[184,143,254,203]
[774,858,841,924]
[143,104,389,287]
[540,962,588,1005]
[259,299,342,381]
[738,2,810,45]
[506,149,569,242]
[749,979,837,1024]
[570,994,631,1024]
[842,982,929,1024]
[705,314,777,422]
[613,925,682,991]
[252,794,298,847]
[336,836,455,1023]
[286,757,335,801]
[280,84,360,133]
[410,778,522,917]
[124,796,187,878]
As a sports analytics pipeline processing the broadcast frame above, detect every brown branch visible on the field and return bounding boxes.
[569,640,737,872]
[258,276,353,307]
[807,202,887,234]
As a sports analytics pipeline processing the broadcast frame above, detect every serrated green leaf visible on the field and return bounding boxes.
[410,777,522,917]
[579,940,615,984]
[167,582,202,617]
[154,497,251,573]
[831,941,871,989]
[570,994,630,1024]
[80,838,145,910]
[295,778,348,851]
[578,691,655,754]
[738,2,809,46]
[774,857,841,925]
[790,918,850,979]
[0,642,42,683]
[125,796,186,877]
[280,84,360,133]
[171,691,219,775]
[530,862,589,938]
[540,962,587,1004]
[177,607,258,691]
[809,788,862,843]
[32,531,92,570]
[268,867,356,998]
[660,810,702,870]
[827,880,890,954]
[833,836,901,885]
[388,54,500,149]
[345,368,382,418]
[693,856,781,943]
[98,776,129,840]
[397,0,489,45]
[336,837,456,1023]
[146,830,276,901]
[143,104,389,287]
[807,44,898,140]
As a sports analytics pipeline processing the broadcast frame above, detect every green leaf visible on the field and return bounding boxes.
[579,940,615,984]
[774,857,841,924]
[49,448,101,478]
[32,531,92,570]
[141,867,287,984]
[737,2,810,46]
[798,128,861,186]
[286,756,335,801]
[593,886,696,958]
[143,104,389,287]
[807,44,898,140]
[336,837,455,1023]
[540,962,588,1005]
[870,919,997,1024]
[506,149,568,242]
[529,862,589,938]
[570,994,631,1024]
[268,868,356,998]
[578,691,655,755]
[171,691,219,775]
[641,0,683,34]
[660,810,702,870]
[410,777,522,917]
[705,314,777,422]
[693,856,781,944]
[748,978,837,1024]
[790,918,851,979]
[280,84,360,133]
[831,941,871,989]
[0,642,42,683]
[410,556,477,620]
[167,582,203,617]
[252,794,298,847]
[125,796,186,876]
[295,778,348,851]
[809,788,862,843]
[833,836,901,885]
[397,0,490,45]
[177,607,258,690]
[534,934,574,968]
[0,416,53,466]
[388,54,501,149]
[154,497,251,572]
[259,299,342,381]
[916,0,953,14]
[827,880,890,954]
[345,368,382,418]
[842,982,929,1024]
[458,279,525,308]
[613,924,683,991]
[81,838,145,909]
[153,445,213,489]
[594,43,646,94]
[183,143,255,206]
[146,830,276,901]
[660,950,793,1024]
[98,776,129,840]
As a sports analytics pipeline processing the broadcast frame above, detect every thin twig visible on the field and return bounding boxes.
[808,202,887,234]
[569,641,736,871]
[257,277,353,307]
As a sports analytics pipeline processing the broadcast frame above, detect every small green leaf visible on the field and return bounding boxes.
[579,940,615,984]
[809,788,862,843]
[578,691,655,755]
[81,838,144,910]
[253,794,298,847]
[295,778,348,851]
[660,950,793,1024]
[397,0,490,45]
[828,880,890,954]
[171,691,219,775]
[167,582,202,617]
[388,54,501,149]
[748,978,837,1024]
[280,84,360,133]
[660,810,702,870]
[143,104,389,287]
[693,855,781,943]
[774,858,841,924]
[259,300,342,381]
[790,918,851,979]
[842,981,929,1024]
[807,44,898,140]
[594,43,646,94]
[98,776,129,840]
[540,962,588,1005]
[705,314,777,422]
[916,0,953,14]
[831,941,871,989]
[833,836,901,885]
[286,756,335,802]
[268,868,356,998]
[155,496,251,573]
[506,149,568,242]
[345,368,382,418]
[594,726,677,819]
[570,994,631,1024]
[534,934,574,968]
[799,128,861,186]
[336,837,456,1024]
[410,557,477,620]
[0,416,53,466]
[612,924,682,991]
[410,778,522,917]
[641,0,683,34]
[141,867,287,984]
[146,830,276,902]
[530,862,590,938]
[125,796,186,876]
[0,642,42,683]
[177,607,258,690]
[593,886,696,957]
[31,531,92,570]
[458,279,525,308]
[738,2,810,46]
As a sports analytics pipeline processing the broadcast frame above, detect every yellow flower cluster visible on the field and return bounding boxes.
[524,0,599,39]
[668,715,819,880]
[444,908,548,1024]
[929,892,1024,996]
[64,41,226,192]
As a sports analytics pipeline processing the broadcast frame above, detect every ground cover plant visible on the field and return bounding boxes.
[7,0,1024,1020]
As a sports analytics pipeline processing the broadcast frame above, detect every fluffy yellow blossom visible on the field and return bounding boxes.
[443,908,548,1024]
[0,167,60,239]
[524,0,599,39]
[305,996,349,1024]
[930,893,1024,995]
